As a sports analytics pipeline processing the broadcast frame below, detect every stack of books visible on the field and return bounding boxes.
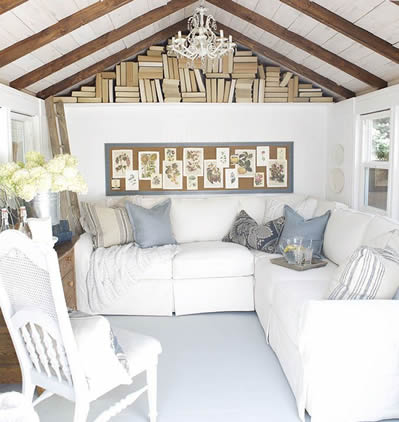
[138,56,163,80]
[235,79,253,103]
[162,79,181,102]
[70,86,100,103]
[52,220,72,245]
[265,66,281,87]
[233,51,258,79]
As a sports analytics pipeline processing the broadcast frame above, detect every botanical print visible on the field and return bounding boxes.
[125,170,139,191]
[235,149,256,178]
[165,148,177,162]
[230,154,239,166]
[254,172,265,188]
[183,148,204,177]
[163,160,183,189]
[256,146,269,167]
[216,147,230,168]
[187,175,198,190]
[151,173,163,189]
[204,160,223,189]
[138,151,160,180]
[277,147,286,160]
[267,160,287,187]
[225,168,238,189]
[112,149,133,178]
[111,179,121,190]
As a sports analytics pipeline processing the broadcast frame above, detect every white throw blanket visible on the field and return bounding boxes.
[86,243,178,313]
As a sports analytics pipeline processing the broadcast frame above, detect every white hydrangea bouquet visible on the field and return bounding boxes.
[0,151,87,202]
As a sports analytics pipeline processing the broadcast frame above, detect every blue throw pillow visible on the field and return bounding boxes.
[394,289,399,300]
[278,205,331,259]
[125,199,176,248]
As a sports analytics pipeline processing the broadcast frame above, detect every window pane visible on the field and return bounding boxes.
[371,117,390,161]
[11,119,25,162]
[365,168,388,211]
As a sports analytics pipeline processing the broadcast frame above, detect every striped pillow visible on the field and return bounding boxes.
[81,202,133,248]
[328,246,399,300]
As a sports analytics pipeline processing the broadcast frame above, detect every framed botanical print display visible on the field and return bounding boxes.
[105,142,293,195]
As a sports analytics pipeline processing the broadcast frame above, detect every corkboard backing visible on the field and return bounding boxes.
[105,142,293,195]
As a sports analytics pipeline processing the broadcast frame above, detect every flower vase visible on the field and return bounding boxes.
[27,192,60,225]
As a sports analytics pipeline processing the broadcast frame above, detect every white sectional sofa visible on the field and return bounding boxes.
[75,193,399,422]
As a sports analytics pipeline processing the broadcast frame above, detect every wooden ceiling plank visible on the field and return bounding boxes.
[208,0,386,89]
[280,0,399,64]
[218,23,354,99]
[0,0,27,15]
[36,20,185,99]
[0,0,136,67]
[10,0,195,90]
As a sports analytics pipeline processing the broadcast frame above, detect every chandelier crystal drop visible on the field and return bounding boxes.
[169,2,236,67]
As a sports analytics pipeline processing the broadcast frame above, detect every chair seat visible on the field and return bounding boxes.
[112,327,162,377]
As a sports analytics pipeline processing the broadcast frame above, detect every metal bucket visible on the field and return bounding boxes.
[27,192,60,225]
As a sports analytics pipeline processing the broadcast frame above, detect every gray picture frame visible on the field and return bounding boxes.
[105,142,294,196]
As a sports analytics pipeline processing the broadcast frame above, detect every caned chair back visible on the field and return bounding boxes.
[0,230,87,401]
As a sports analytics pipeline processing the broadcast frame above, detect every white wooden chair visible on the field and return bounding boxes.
[0,230,161,422]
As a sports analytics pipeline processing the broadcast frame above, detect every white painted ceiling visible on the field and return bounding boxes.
[0,0,398,97]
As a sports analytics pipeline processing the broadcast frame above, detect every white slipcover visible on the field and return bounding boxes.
[170,197,239,243]
[323,209,373,265]
[173,241,254,279]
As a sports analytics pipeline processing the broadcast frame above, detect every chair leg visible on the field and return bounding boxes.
[146,364,158,422]
[22,378,36,402]
[74,400,90,422]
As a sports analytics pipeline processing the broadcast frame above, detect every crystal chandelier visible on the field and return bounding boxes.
[169,2,235,66]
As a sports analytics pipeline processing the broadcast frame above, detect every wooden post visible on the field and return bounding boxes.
[45,97,82,235]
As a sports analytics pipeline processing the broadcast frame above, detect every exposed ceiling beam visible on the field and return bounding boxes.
[218,23,354,99]
[37,20,185,99]
[10,0,196,91]
[208,0,386,89]
[280,0,399,64]
[0,0,27,15]
[0,0,136,68]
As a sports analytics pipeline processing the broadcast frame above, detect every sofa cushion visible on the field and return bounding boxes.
[362,216,399,248]
[278,206,331,259]
[238,195,266,224]
[272,278,330,347]
[327,244,399,300]
[312,198,347,217]
[323,209,374,265]
[173,241,254,279]
[170,197,239,243]
[263,194,306,222]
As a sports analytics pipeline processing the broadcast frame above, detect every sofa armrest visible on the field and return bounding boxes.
[298,300,399,422]
[74,232,94,312]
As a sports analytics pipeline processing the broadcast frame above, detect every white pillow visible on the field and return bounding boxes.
[327,245,399,300]
[263,194,316,222]
[69,312,131,398]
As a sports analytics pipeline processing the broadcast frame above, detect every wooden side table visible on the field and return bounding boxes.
[0,236,79,384]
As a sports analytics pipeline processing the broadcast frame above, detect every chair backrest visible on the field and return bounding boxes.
[0,230,87,400]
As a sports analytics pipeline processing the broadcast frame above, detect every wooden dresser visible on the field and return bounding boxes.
[0,236,79,384]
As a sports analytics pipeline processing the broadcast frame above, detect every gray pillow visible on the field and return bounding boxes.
[278,205,330,259]
[394,289,399,300]
[223,210,285,253]
[125,199,176,248]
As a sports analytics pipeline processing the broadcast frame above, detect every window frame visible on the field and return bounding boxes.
[359,109,394,216]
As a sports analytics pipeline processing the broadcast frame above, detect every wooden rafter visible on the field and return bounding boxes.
[0,0,27,15]
[0,0,136,68]
[208,0,387,89]
[37,21,185,99]
[10,0,195,91]
[218,23,354,99]
[280,0,399,64]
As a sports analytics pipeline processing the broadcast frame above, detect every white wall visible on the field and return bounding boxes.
[65,103,329,200]
[325,84,399,211]
[0,84,50,163]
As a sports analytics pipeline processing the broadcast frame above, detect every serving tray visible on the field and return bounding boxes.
[270,257,328,271]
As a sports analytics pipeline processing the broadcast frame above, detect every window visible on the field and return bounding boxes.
[10,112,34,162]
[359,110,393,215]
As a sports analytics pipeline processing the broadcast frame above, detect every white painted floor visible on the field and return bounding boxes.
[1,312,398,422]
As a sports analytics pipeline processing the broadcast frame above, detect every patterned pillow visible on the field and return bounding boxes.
[327,246,399,300]
[223,210,285,253]
[80,202,133,248]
